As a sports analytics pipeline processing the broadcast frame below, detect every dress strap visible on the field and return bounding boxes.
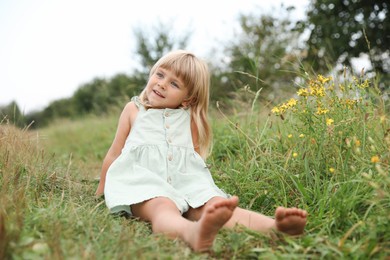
[131,96,144,110]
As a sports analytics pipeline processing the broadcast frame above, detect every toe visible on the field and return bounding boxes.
[275,207,286,220]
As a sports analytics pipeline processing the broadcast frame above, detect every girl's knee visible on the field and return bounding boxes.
[131,197,178,221]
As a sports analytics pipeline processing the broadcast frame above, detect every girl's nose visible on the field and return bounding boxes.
[158,81,166,89]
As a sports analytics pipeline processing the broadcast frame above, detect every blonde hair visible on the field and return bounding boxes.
[139,50,212,158]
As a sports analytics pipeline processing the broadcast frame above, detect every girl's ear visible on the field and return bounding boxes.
[181,98,192,108]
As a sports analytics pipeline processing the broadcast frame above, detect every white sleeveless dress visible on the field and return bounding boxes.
[104,96,228,214]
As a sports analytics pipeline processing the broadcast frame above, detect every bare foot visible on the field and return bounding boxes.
[189,196,239,252]
[275,207,307,235]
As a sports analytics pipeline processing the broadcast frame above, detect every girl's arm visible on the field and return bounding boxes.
[95,101,138,196]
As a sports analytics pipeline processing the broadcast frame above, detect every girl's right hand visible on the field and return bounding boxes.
[95,182,104,197]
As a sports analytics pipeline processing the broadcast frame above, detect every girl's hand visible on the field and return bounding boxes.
[95,182,104,197]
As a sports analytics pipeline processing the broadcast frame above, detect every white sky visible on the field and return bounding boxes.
[0,0,308,113]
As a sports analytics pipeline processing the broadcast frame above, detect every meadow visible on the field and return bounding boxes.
[1,72,389,259]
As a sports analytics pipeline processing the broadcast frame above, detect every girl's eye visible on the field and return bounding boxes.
[156,72,164,78]
[171,82,179,88]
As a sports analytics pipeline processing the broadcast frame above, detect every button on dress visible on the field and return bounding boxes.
[104,96,228,214]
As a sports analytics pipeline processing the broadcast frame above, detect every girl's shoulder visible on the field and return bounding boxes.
[120,99,139,127]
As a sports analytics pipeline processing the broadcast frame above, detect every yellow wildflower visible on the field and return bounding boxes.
[326,118,334,126]
[344,99,358,109]
[286,98,298,107]
[299,134,305,138]
[329,167,335,173]
[271,107,280,114]
[316,107,329,115]
[312,86,326,97]
[359,79,369,89]
[355,139,361,147]
[297,88,309,97]
[280,104,288,112]
[371,155,380,163]
[293,152,298,158]
[308,78,326,97]
[317,74,332,84]
[288,134,293,138]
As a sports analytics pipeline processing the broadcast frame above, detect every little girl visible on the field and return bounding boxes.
[95,50,307,252]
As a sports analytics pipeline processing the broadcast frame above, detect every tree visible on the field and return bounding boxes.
[108,73,138,104]
[214,7,304,105]
[0,101,25,128]
[132,21,190,88]
[301,0,389,74]
[73,78,109,114]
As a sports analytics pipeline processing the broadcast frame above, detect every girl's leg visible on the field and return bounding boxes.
[131,196,239,251]
[184,197,307,235]
[225,206,307,235]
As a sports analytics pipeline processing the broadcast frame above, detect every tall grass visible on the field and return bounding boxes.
[211,71,389,258]
[0,117,194,259]
[0,71,389,259]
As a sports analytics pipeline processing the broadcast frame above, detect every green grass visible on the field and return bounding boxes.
[1,74,389,259]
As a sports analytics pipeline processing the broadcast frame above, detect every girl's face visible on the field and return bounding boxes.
[145,67,189,109]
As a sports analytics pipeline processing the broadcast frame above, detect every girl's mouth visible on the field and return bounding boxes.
[153,89,165,98]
